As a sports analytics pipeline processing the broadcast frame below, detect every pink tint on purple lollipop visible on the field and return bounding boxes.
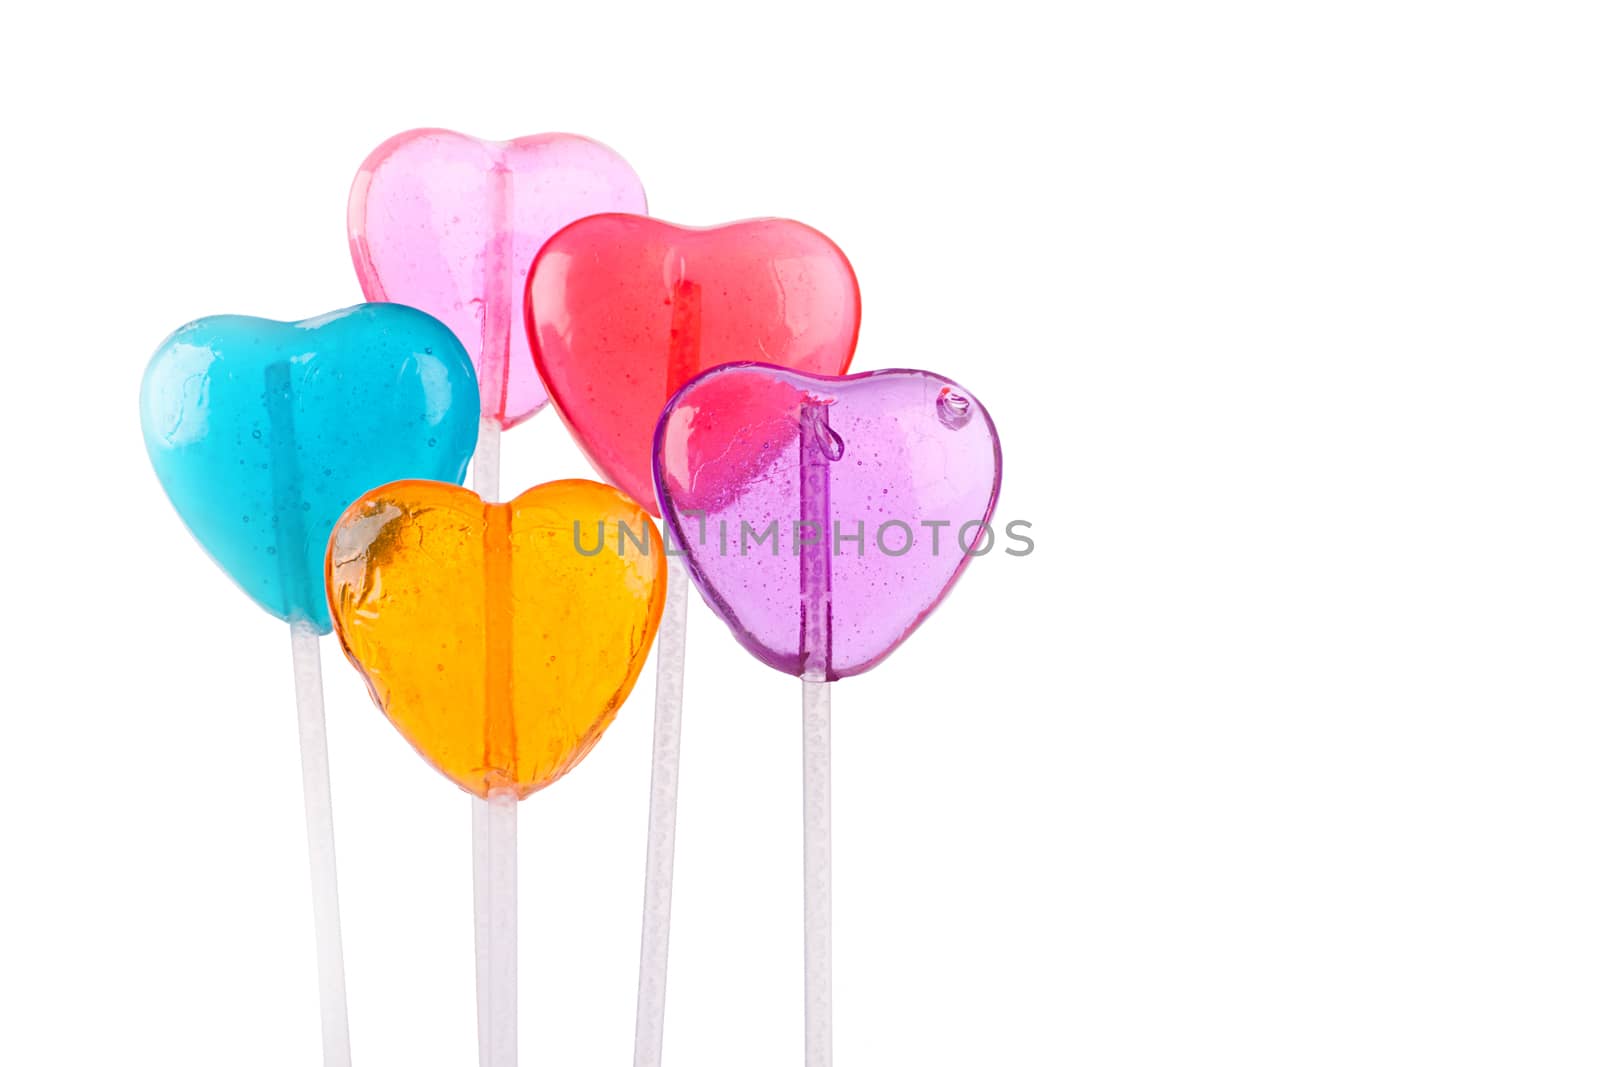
[653,363,1002,680]
[349,129,646,428]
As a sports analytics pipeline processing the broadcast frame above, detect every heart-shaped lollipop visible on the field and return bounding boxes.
[349,129,646,428]
[527,214,860,513]
[140,303,480,632]
[653,363,1002,679]
[326,478,666,797]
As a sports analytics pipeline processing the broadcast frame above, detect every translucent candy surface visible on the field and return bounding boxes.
[653,364,1002,680]
[327,479,666,798]
[140,304,479,633]
[527,215,860,514]
[349,129,646,429]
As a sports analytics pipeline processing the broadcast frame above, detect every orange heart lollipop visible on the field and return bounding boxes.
[325,478,666,798]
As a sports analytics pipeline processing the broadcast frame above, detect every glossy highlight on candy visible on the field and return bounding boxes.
[350,129,647,428]
[140,304,480,632]
[327,479,667,798]
[528,214,860,513]
[653,364,1002,679]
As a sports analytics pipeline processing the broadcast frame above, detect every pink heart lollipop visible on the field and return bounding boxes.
[653,363,1002,679]
[349,129,646,428]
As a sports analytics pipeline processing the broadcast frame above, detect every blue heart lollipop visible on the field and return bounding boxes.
[141,303,479,632]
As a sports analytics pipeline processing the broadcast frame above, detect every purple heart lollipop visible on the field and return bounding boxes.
[652,363,1002,680]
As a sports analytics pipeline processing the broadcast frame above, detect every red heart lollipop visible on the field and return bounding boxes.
[526,214,860,513]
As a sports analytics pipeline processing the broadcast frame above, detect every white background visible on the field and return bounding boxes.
[4,1,1598,1064]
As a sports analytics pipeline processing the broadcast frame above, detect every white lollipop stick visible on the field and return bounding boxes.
[633,280,703,1066]
[483,788,519,1067]
[470,414,510,1067]
[473,416,502,501]
[798,399,834,1067]
[289,619,353,1067]
[262,357,351,1065]
[632,551,690,1067]
[801,675,832,1067]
